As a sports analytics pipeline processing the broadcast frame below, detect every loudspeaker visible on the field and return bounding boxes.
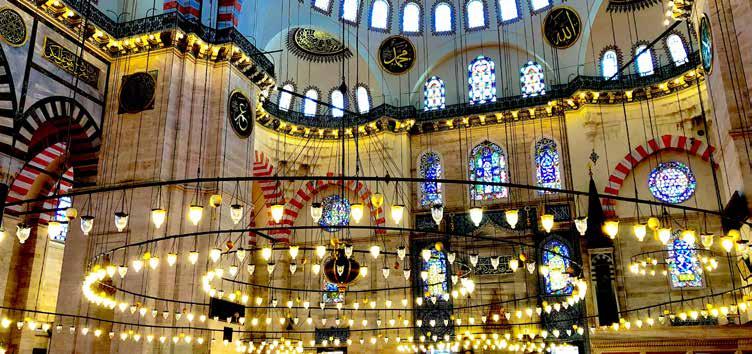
[223,327,233,342]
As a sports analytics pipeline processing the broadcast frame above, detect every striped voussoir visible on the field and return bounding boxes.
[38,167,73,223]
[0,48,16,151]
[601,134,715,217]
[5,142,68,216]
[252,150,282,244]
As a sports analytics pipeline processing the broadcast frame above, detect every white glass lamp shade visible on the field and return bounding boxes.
[391,204,405,224]
[310,203,323,223]
[80,215,94,235]
[315,245,327,259]
[188,205,203,226]
[350,203,364,223]
[700,234,714,249]
[681,229,697,245]
[261,246,273,261]
[574,217,588,236]
[505,209,519,229]
[469,207,483,227]
[16,223,31,244]
[236,248,246,262]
[370,245,381,259]
[188,251,199,265]
[658,227,672,245]
[603,219,620,239]
[47,221,63,239]
[421,249,432,262]
[541,214,555,233]
[209,248,222,263]
[230,204,244,225]
[431,204,444,225]
[397,246,406,260]
[633,223,647,242]
[114,212,129,232]
[151,208,167,229]
[270,204,285,223]
[289,245,300,260]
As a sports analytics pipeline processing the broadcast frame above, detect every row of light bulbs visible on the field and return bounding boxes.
[629,255,720,275]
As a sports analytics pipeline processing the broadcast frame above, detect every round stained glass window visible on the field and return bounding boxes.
[648,161,697,204]
[320,195,350,232]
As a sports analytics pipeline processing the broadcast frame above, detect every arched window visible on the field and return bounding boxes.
[520,61,545,97]
[468,56,496,105]
[314,0,332,13]
[323,280,344,303]
[278,83,295,112]
[418,151,443,206]
[371,0,390,30]
[330,89,345,117]
[542,239,574,295]
[355,85,371,113]
[50,196,71,242]
[469,141,508,200]
[497,0,518,22]
[530,0,550,12]
[635,45,654,76]
[666,34,688,66]
[421,249,449,301]
[303,88,319,117]
[423,76,445,111]
[466,0,486,29]
[434,2,453,33]
[342,0,359,23]
[601,49,619,79]
[402,2,421,33]
[667,231,703,288]
[534,138,561,192]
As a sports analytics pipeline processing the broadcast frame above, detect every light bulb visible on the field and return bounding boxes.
[151,208,167,229]
[271,204,285,223]
[603,219,619,239]
[575,216,588,236]
[505,209,519,229]
[431,204,444,225]
[114,212,129,232]
[370,245,381,259]
[391,204,405,224]
[80,215,94,235]
[188,251,199,264]
[359,266,368,277]
[47,221,63,239]
[371,192,384,209]
[230,204,244,224]
[469,207,483,227]
[310,203,323,223]
[658,227,672,245]
[351,203,364,223]
[209,248,222,262]
[261,246,272,261]
[633,223,647,241]
[15,223,31,244]
[289,245,299,259]
[541,214,555,233]
[188,205,203,225]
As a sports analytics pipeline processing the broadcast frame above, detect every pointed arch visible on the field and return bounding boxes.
[0,44,17,152]
[665,32,689,66]
[540,236,575,295]
[599,45,623,79]
[301,86,321,117]
[465,0,489,30]
[278,81,296,112]
[401,1,423,35]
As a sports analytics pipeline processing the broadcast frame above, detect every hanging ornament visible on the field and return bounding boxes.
[230,204,244,224]
[633,223,647,241]
[151,208,167,229]
[391,204,405,224]
[16,223,31,244]
[447,252,456,264]
[65,207,77,220]
[114,212,129,232]
[310,203,323,223]
[188,205,203,226]
[421,249,432,262]
[469,207,483,227]
[270,204,285,223]
[575,216,588,236]
[350,203,364,223]
[541,213,554,233]
[80,215,94,235]
[431,204,444,225]
[505,209,519,229]
[647,216,661,230]
[371,192,384,209]
[397,246,406,260]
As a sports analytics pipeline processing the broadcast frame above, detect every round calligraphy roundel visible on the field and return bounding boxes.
[378,36,416,75]
[228,91,253,138]
[699,14,713,74]
[543,6,582,50]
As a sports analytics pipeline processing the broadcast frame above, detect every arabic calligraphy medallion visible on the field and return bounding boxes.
[699,14,713,74]
[228,90,253,138]
[378,35,416,75]
[118,72,156,114]
[543,6,582,49]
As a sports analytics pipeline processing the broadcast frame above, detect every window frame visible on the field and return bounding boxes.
[469,140,509,200]
[328,86,348,118]
[467,55,497,105]
[528,0,552,14]
[312,0,334,15]
[664,32,689,66]
[599,45,623,80]
[532,136,562,192]
[369,0,392,32]
[340,0,362,25]
[417,150,445,207]
[464,0,489,31]
[633,41,656,77]
[496,0,521,25]
[431,1,456,35]
[423,76,446,111]
[353,84,372,114]
[278,81,297,112]
[400,1,424,36]
[301,86,321,117]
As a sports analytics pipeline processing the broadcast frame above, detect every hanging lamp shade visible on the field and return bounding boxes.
[230,204,244,225]
[209,248,222,263]
[721,236,734,253]
[289,245,300,260]
[350,203,364,223]
[602,219,620,239]
[344,243,354,258]
[700,234,714,249]
[80,215,94,235]
[658,227,672,245]
[505,209,519,229]
[369,245,381,259]
[65,207,78,220]
[397,246,406,260]
[166,253,177,266]
[151,208,167,229]
[574,217,588,236]
[421,249,432,262]
[261,246,273,261]
[391,204,405,224]
[541,214,555,233]
[236,248,247,262]
[188,251,199,265]
[509,259,519,272]
[270,204,285,223]
[681,229,697,245]
[16,223,31,244]
[188,205,203,226]
[431,204,444,225]
[47,221,63,239]
[633,223,647,241]
[114,212,129,232]
[324,248,361,292]
[315,245,327,259]
[310,203,323,223]
[469,207,483,227]
[370,192,384,209]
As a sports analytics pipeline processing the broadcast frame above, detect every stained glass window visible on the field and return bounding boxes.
[468,56,496,105]
[542,239,574,295]
[520,61,545,97]
[635,45,654,76]
[50,196,71,242]
[323,280,345,303]
[303,88,318,117]
[469,141,508,200]
[667,231,703,288]
[355,85,370,113]
[648,161,696,204]
[371,0,389,29]
[330,89,345,118]
[278,83,294,111]
[434,2,453,33]
[342,0,359,23]
[498,0,518,22]
[422,249,449,301]
[466,0,485,29]
[419,151,443,206]
[666,34,688,66]
[319,195,351,232]
[423,76,445,111]
[535,138,561,192]
[602,50,619,79]
[402,2,421,33]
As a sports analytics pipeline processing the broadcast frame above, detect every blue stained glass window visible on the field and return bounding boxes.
[323,280,345,303]
[422,249,449,301]
[424,76,445,111]
[542,239,574,295]
[469,141,508,200]
[648,161,696,204]
[419,151,443,206]
[468,56,496,105]
[319,195,351,232]
[51,196,71,242]
[520,61,545,97]
[535,138,561,192]
[667,231,703,288]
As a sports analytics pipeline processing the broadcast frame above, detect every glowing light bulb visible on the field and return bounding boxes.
[188,205,203,225]
[360,266,368,277]
[114,212,129,232]
[261,246,272,261]
[721,236,734,253]
[505,209,519,229]
[151,208,167,229]
[149,256,159,270]
[209,248,222,263]
[603,219,619,238]
[315,245,327,259]
[188,251,199,264]
[230,204,244,224]
[209,194,222,208]
[289,245,299,259]
[270,204,285,223]
[166,253,177,266]
[391,204,405,224]
[540,213,555,233]
[132,259,143,273]
[469,207,483,227]
[351,203,364,223]
[682,229,697,245]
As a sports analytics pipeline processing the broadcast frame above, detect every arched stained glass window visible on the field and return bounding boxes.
[530,0,550,12]
[667,231,703,288]
[422,249,449,301]
[418,151,443,206]
[402,2,421,33]
[635,45,654,76]
[319,195,351,232]
[468,56,496,105]
[330,89,345,117]
[648,161,696,204]
[520,61,545,97]
[434,2,453,33]
[371,0,390,30]
[466,0,485,29]
[342,0,359,23]
[498,0,518,22]
[423,76,445,111]
[666,34,688,66]
[314,0,331,12]
[534,138,561,192]
[542,239,574,295]
[355,85,371,113]
[469,141,508,200]
[303,88,319,117]
[601,49,619,79]
[278,83,295,111]
[323,280,345,303]
[50,196,71,242]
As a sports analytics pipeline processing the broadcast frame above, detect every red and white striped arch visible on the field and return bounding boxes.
[39,167,74,223]
[602,134,716,217]
[5,142,69,216]
[250,150,283,245]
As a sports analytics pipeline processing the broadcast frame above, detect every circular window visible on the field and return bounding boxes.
[320,195,350,232]
[648,161,697,204]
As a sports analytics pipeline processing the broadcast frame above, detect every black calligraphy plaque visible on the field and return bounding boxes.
[378,35,416,75]
[118,72,156,114]
[43,37,100,88]
[543,6,582,49]
[228,90,253,138]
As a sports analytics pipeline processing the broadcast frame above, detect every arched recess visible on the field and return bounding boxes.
[252,150,282,245]
[601,134,716,217]
[272,172,387,242]
[0,44,17,151]
[5,142,71,216]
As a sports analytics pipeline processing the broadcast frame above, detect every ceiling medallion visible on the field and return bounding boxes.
[228,90,253,138]
[118,72,156,114]
[542,6,582,50]
[287,27,352,63]
[378,35,416,75]
[0,7,26,47]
